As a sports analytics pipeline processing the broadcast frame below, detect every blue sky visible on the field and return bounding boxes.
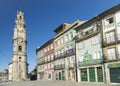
[0,0,120,72]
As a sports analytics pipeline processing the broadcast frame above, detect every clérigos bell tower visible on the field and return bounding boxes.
[11,11,28,81]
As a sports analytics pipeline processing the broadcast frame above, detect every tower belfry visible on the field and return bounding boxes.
[11,11,28,81]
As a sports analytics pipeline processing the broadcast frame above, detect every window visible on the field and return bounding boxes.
[70,32,73,39]
[97,51,101,59]
[73,30,76,37]
[61,49,64,54]
[118,46,120,59]
[48,47,49,51]
[79,55,83,62]
[91,35,100,45]
[107,48,116,60]
[48,55,50,61]
[92,23,97,31]
[65,34,69,42]
[107,17,113,24]
[61,38,63,44]
[70,45,73,49]
[97,67,103,79]
[19,16,22,19]
[61,60,64,64]
[19,57,21,61]
[18,46,22,52]
[106,31,115,43]
[78,42,84,49]
[118,32,120,40]
[93,51,101,59]
[58,40,60,45]
[71,57,75,64]
[54,41,57,47]
[51,54,53,60]
[66,46,69,51]
[78,30,83,36]
[48,64,50,69]
[51,44,53,49]
[51,64,53,68]
[44,48,46,53]
[50,64,51,68]
[105,17,114,25]
[45,56,47,62]
[118,45,120,52]
[58,50,60,55]
[67,58,70,65]
[46,65,48,69]
[94,52,97,59]
[81,69,88,81]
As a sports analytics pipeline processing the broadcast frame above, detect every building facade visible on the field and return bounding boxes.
[37,39,54,80]
[101,5,120,84]
[0,69,8,82]
[75,17,104,83]
[44,39,54,80]
[8,63,12,81]
[36,45,45,80]
[64,20,83,81]
[36,4,120,85]
[54,24,67,80]
[9,11,28,81]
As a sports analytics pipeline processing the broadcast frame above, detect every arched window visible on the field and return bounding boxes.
[19,16,22,19]
[18,46,22,52]
[19,57,21,61]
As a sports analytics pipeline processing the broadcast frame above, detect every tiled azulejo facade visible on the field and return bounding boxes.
[36,4,120,85]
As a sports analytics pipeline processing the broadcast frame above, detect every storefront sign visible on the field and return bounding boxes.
[108,63,120,68]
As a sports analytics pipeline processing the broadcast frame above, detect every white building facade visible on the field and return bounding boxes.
[101,5,120,84]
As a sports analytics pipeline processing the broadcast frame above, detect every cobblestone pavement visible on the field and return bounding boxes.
[0,80,120,86]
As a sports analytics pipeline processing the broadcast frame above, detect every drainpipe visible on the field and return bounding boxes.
[96,16,106,84]
[75,36,78,82]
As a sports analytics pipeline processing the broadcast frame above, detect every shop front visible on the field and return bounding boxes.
[105,62,120,83]
[79,66,104,82]
[55,70,65,80]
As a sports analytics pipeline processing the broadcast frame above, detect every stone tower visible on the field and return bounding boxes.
[11,11,28,81]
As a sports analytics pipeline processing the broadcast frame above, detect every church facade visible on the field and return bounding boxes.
[9,11,28,81]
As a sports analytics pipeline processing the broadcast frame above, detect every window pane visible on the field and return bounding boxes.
[107,48,116,60]
[110,32,115,42]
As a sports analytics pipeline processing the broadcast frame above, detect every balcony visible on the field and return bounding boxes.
[68,63,75,69]
[103,34,120,47]
[76,29,100,42]
[44,57,54,63]
[65,48,75,57]
[117,34,120,43]
[104,54,120,62]
[54,64,65,70]
[37,60,45,66]
[54,53,65,60]
[103,38,116,46]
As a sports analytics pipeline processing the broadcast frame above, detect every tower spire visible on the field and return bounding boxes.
[15,11,26,30]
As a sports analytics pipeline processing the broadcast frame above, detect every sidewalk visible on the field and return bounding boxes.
[76,82,120,86]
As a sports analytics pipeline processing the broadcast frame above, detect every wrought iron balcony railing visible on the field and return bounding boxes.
[104,54,120,62]
[76,29,100,42]
[65,48,75,57]
[54,53,65,60]
[103,34,120,47]
[54,64,65,70]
